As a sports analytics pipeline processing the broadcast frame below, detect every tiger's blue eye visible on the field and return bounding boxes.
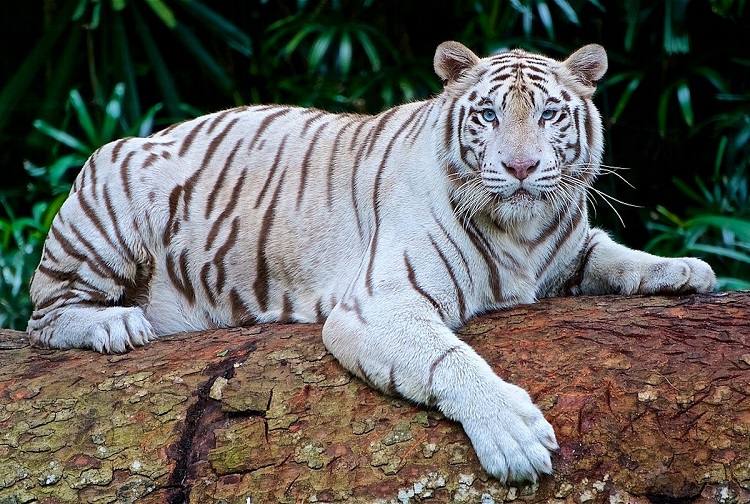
[481,109,496,122]
[541,108,555,120]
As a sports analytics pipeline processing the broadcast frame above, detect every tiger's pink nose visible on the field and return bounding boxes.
[502,160,539,181]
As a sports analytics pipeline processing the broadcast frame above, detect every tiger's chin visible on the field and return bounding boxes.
[490,189,548,223]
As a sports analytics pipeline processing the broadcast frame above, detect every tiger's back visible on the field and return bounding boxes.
[27,41,716,484]
[29,100,448,343]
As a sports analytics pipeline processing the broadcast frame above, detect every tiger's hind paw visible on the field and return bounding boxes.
[89,307,156,353]
[28,306,156,354]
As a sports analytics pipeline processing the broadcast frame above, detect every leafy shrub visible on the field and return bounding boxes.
[0,84,164,329]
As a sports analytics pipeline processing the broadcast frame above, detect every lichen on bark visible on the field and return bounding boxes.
[0,293,748,503]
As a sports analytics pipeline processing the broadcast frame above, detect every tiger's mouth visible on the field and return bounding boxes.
[507,188,536,202]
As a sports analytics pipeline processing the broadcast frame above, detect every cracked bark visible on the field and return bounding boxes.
[1,293,749,504]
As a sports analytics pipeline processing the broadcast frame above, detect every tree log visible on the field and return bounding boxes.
[1,292,749,504]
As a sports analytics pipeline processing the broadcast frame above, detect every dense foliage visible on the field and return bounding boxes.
[1,0,748,328]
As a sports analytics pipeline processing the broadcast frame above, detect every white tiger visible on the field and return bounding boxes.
[27,41,716,483]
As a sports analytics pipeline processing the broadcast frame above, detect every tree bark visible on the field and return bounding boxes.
[1,292,749,504]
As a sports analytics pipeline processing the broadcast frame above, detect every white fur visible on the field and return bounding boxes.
[27,42,716,484]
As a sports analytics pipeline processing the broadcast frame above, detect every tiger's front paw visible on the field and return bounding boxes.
[637,257,716,295]
[454,378,558,483]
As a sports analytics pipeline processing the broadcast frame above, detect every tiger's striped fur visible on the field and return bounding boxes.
[27,42,716,483]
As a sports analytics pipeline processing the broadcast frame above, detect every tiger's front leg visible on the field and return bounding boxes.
[578,229,716,295]
[322,291,558,484]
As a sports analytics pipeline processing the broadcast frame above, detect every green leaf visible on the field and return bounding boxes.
[173,25,234,93]
[657,83,675,137]
[663,0,690,54]
[133,3,182,117]
[102,83,126,143]
[692,66,730,94]
[180,1,252,57]
[130,103,164,138]
[672,178,707,206]
[716,276,750,291]
[623,0,641,52]
[113,9,142,122]
[354,28,382,71]
[47,154,88,191]
[552,0,580,24]
[610,75,643,124]
[281,24,319,59]
[308,29,335,72]
[686,215,750,242]
[536,1,555,40]
[675,81,694,127]
[145,0,177,28]
[33,119,92,155]
[67,89,97,146]
[0,0,76,131]
[689,243,750,264]
[337,30,353,75]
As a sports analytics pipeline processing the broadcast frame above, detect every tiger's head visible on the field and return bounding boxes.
[435,41,607,225]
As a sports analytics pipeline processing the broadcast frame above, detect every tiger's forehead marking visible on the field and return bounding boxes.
[468,50,562,110]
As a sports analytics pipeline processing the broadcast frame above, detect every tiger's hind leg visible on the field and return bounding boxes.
[27,174,157,354]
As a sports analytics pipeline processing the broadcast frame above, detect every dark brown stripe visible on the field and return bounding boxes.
[462,218,503,302]
[66,224,128,285]
[111,138,129,164]
[385,366,398,396]
[429,235,466,321]
[178,118,209,157]
[182,165,208,223]
[205,169,247,251]
[339,296,367,325]
[154,122,181,138]
[325,121,355,208]
[199,262,219,307]
[205,108,235,135]
[535,195,586,281]
[143,152,159,169]
[356,359,376,387]
[300,109,326,136]
[202,117,241,170]
[280,292,293,323]
[165,249,196,304]
[247,108,293,152]
[365,107,399,157]
[212,217,240,296]
[428,346,459,389]
[254,135,288,209]
[78,191,127,262]
[432,210,472,283]
[364,111,423,295]
[297,119,329,209]
[314,298,324,323]
[120,151,136,200]
[253,168,287,312]
[229,288,255,326]
[87,152,99,188]
[404,102,433,143]
[205,138,244,219]
[164,185,184,247]
[403,251,444,319]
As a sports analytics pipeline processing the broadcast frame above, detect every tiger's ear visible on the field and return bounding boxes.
[434,41,480,85]
[563,44,608,89]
